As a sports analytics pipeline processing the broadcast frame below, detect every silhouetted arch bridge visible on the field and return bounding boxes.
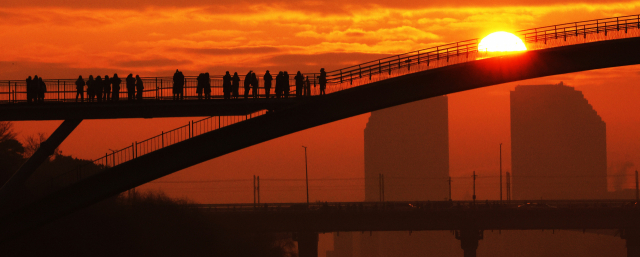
[2,14,640,256]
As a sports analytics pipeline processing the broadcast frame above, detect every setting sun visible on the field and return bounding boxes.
[478,31,527,52]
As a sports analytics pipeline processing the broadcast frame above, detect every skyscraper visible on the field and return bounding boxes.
[510,82,607,200]
[328,96,456,257]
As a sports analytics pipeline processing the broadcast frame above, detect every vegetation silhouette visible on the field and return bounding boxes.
[0,122,297,257]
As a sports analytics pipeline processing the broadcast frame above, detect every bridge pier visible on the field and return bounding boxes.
[622,229,640,257]
[295,231,319,257]
[455,230,483,257]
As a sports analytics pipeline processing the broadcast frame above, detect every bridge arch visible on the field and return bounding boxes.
[3,32,640,241]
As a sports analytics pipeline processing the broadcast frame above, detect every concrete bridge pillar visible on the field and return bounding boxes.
[295,231,319,257]
[622,229,640,257]
[455,230,483,257]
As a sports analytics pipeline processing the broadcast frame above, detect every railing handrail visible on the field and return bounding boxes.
[516,14,640,34]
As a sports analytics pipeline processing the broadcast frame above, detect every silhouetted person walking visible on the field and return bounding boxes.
[26,76,33,103]
[263,70,272,99]
[126,74,135,100]
[104,75,111,102]
[196,73,204,100]
[37,77,46,102]
[135,75,144,101]
[304,76,311,96]
[173,69,185,100]
[232,72,240,99]
[204,73,211,100]
[243,71,252,99]
[284,71,290,98]
[75,76,85,102]
[223,71,231,100]
[295,71,304,98]
[30,75,40,103]
[318,68,327,95]
[111,74,121,101]
[95,76,103,102]
[251,72,259,98]
[87,75,95,102]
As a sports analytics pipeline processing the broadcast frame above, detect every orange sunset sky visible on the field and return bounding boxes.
[2,1,640,206]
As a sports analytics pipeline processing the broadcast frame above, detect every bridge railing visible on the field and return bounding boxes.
[0,74,321,103]
[37,14,640,193]
[2,15,639,105]
[191,200,638,212]
[47,110,268,190]
[321,14,640,92]
[517,14,640,51]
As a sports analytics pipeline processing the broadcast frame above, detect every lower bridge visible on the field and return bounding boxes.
[195,200,640,257]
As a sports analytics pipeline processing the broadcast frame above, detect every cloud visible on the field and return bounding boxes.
[115,58,193,68]
[175,46,283,56]
[296,26,440,42]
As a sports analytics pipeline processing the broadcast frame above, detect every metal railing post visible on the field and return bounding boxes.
[417,51,420,65]
[162,131,164,147]
[155,77,158,100]
[57,80,60,101]
[554,25,557,39]
[190,121,193,138]
[446,48,449,62]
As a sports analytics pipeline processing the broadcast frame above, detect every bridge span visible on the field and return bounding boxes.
[198,200,640,257]
[2,14,640,255]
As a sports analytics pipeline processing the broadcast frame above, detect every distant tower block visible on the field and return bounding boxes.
[330,96,453,257]
[364,96,450,202]
[510,83,607,200]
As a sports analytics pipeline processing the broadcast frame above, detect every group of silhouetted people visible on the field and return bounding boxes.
[25,68,327,103]
[25,76,47,103]
[74,74,143,102]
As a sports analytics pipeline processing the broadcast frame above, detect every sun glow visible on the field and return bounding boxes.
[478,32,527,52]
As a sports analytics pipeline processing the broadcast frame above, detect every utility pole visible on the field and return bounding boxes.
[499,143,502,203]
[302,146,309,205]
[636,170,640,201]
[448,176,452,201]
[382,174,384,202]
[506,172,511,201]
[472,171,477,203]
[378,173,385,202]
[379,174,383,202]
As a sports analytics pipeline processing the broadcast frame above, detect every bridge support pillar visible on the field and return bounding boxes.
[295,231,319,257]
[622,229,640,257]
[455,230,483,257]
[0,119,82,208]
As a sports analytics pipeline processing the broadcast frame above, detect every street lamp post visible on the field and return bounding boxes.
[302,146,309,205]
[500,143,502,203]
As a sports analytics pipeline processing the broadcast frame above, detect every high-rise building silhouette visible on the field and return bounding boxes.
[510,82,607,200]
[328,96,458,257]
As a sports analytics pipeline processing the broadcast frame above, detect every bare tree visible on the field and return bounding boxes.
[0,121,16,143]
[23,133,61,159]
